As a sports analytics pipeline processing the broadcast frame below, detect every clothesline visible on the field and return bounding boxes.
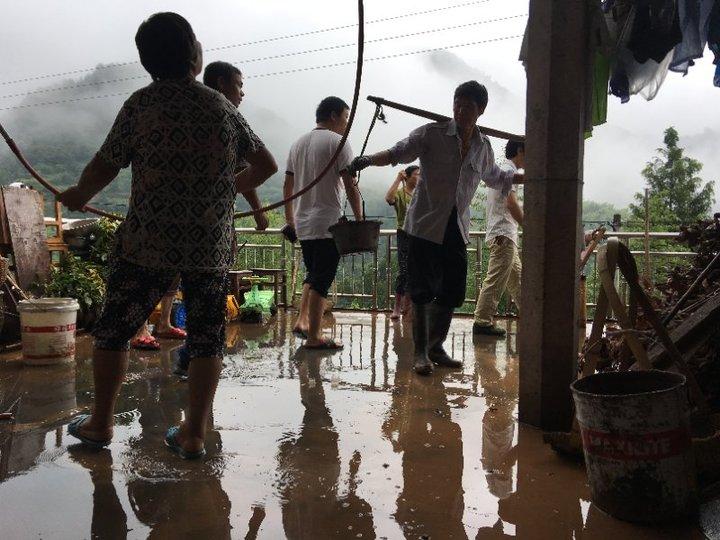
[520,0,720,138]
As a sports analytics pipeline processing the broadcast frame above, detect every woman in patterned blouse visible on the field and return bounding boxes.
[59,12,277,459]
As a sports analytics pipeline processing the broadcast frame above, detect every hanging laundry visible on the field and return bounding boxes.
[519,1,612,136]
[670,0,715,75]
[585,53,611,138]
[709,0,720,86]
[607,0,674,102]
[628,0,683,63]
[586,1,613,137]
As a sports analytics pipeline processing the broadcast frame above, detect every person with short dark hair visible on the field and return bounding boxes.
[473,140,524,336]
[284,96,363,349]
[203,60,269,231]
[349,81,523,376]
[59,12,278,458]
[385,165,419,319]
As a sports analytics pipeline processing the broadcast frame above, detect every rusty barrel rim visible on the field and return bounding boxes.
[571,370,686,400]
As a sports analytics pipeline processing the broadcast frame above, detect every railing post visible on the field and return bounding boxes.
[290,245,297,308]
[372,247,379,311]
[619,235,630,308]
[386,233,392,311]
[475,234,482,306]
[280,234,287,307]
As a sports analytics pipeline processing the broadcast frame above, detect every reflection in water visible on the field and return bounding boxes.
[123,345,232,539]
[0,362,77,479]
[474,336,519,538]
[383,318,466,539]
[277,349,375,539]
[68,447,128,540]
[477,338,517,501]
[0,314,702,539]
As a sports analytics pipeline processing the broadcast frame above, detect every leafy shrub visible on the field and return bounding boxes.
[43,254,105,314]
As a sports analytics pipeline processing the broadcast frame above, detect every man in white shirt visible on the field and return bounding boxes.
[473,140,524,336]
[284,96,363,350]
[349,81,524,376]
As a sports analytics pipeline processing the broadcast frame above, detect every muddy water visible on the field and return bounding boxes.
[0,312,701,539]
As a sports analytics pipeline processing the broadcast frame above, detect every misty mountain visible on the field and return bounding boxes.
[423,50,516,105]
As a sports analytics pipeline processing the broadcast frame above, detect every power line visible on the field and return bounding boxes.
[0,14,526,101]
[0,34,522,112]
[0,0,497,87]
[246,34,523,79]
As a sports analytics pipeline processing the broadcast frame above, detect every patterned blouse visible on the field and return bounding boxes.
[97,78,263,271]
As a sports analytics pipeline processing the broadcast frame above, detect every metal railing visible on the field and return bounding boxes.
[234,227,695,315]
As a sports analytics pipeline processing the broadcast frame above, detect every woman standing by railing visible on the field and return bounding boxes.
[385,165,419,319]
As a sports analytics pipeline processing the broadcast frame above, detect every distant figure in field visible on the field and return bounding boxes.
[385,165,419,319]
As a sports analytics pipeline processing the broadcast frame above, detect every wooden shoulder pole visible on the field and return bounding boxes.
[366,95,525,142]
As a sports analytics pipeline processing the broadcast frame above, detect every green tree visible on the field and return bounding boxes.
[582,200,628,224]
[629,127,714,229]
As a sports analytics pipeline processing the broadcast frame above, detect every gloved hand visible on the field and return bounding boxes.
[347,155,372,174]
[281,223,297,243]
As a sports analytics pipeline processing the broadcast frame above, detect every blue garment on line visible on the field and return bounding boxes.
[670,0,715,75]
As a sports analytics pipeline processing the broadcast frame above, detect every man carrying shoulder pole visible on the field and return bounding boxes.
[349,81,524,376]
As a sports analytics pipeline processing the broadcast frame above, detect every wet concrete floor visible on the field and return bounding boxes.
[0,311,704,539]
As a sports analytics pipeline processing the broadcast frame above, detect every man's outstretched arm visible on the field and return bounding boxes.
[348,125,426,174]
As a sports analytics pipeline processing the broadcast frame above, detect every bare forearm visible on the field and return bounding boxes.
[347,185,364,220]
[283,175,295,225]
[385,175,403,204]
[508,205,524,226]
[369,150,392,167]
[241,189,262,211]
[77,155,119,198]
[507,194,523,225]
[235,164,275,193]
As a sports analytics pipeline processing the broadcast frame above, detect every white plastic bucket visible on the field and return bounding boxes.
[18,298,79,365]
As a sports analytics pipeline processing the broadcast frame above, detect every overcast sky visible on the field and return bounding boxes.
[1,0,719,210]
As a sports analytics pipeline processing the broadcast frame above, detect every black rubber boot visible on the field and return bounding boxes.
[412,302,433,376]
[428,303,463,368]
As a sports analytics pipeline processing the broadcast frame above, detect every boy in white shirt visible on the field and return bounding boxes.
[284,97,363,349]
[473,140,524,336]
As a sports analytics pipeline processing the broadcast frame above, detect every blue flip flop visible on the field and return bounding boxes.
[67,414,111,449]
[164,426,206,460]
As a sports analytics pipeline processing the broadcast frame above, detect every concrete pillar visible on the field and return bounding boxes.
[519,0,589,430]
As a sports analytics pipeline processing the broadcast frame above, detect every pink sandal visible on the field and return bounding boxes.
[153,327,187,340]
[131,335,161,350]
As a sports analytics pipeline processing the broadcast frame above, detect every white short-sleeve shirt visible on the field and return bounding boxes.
[286,129,354,241]
[485,160,520,246]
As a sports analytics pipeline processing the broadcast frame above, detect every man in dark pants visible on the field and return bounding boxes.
[349,81,524,375]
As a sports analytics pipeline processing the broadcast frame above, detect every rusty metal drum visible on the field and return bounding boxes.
[571,370,697,523]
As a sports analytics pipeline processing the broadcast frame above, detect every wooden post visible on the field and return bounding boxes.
[519,0,589,430]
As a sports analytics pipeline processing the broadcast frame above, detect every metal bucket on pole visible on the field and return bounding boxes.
[328,219,381,255]
[571,370,697,523]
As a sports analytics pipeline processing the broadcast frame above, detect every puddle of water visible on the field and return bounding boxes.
[0,312,703,539]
